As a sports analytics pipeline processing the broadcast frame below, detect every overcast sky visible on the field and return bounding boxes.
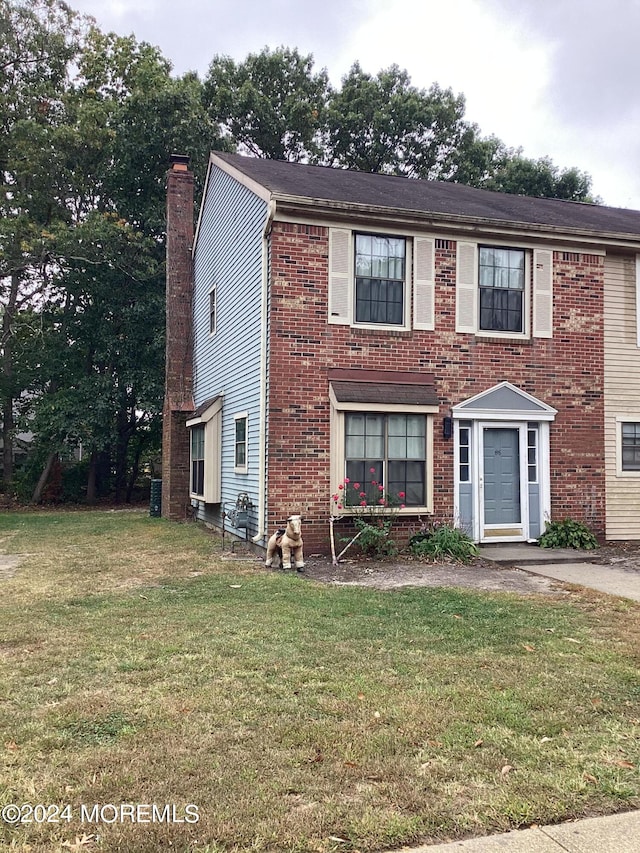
[68,0,640,210]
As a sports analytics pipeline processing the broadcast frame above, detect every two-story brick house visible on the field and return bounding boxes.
[162,152,640,554]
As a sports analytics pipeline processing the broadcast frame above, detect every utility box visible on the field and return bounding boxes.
[150,479,162,517]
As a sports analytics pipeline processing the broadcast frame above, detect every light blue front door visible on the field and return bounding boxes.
[483,427,521,526]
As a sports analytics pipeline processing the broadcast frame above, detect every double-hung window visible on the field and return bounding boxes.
[354,234,406,326]
[190,425,205,497]
[234,413,248,473]
[479,247,526,333]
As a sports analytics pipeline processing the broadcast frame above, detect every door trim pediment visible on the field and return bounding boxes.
[452,382,557,422]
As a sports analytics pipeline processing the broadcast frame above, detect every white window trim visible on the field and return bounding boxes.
[615,415,640,477]
[475,244,531,340]
[186,397,223,503]
[234,411,249,474]
[329,388,438,515]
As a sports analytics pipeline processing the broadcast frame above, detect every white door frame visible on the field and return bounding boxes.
[477,421,529,543]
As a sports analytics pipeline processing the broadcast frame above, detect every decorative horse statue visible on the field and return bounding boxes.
[265,515,305,571]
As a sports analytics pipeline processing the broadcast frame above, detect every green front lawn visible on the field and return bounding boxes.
[0,510,638,852]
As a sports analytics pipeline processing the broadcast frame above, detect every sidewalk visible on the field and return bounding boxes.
[389,809,640,851]
[479,543,640,603]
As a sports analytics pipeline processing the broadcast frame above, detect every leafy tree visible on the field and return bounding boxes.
[26,27,220,502]
[203,46,330,161]
[481,152,595,201]
[325,63,488,181]
[0,0,84,488]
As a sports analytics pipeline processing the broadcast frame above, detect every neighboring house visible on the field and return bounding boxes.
[162,152,640,553]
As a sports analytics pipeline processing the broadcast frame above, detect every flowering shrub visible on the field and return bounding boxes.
[330,472,406,562]
[331,473,406,515]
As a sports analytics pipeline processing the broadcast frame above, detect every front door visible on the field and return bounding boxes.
[481,425,527,541]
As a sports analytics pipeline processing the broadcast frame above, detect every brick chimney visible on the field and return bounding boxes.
[162,154,195,520]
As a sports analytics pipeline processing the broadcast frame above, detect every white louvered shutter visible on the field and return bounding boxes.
[455,242,478,333]
[533,249,553,338]
[328,228,351,324]
[413,237,435,330]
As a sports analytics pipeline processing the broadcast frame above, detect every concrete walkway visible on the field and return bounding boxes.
[480,543,640,603]
[389,809,640,852]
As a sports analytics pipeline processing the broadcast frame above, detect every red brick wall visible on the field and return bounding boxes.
[267,224,605,552]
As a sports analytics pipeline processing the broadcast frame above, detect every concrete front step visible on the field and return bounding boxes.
[478,544,603,566]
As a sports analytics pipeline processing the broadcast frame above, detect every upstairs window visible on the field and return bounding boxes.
[354,235,406,326]
[479,247,525,333]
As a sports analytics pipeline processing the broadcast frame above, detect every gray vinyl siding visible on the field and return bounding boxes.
[191,166,268,533]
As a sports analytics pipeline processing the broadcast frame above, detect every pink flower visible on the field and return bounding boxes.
[359,492,366,498]
[332,494,338,502]
[344,477,350,483]
[378,498,386,505]
[353,482,360,489]
[369,467,376,474]
[338,484,343,490]
[378,484,384,491]
[400,503,406,509]
[337,504,343,510]
[360,501,367,507]
[398,491,406,499]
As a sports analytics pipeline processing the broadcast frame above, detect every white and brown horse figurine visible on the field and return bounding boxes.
[265,515,304,571]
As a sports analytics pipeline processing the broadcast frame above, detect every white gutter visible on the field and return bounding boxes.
[252,197,276,543]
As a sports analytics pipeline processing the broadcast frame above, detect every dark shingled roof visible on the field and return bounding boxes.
[328,368,439,407]
[214,151,640,238]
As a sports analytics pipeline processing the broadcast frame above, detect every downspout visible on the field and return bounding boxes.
[252,198,276,543]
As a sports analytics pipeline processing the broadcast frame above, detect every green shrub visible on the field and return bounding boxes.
[538,518,598,550]
[410,525,478,563]
[350,518,398,558]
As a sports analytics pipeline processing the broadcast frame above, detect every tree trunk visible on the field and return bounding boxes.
[32,452,58,504]
[126,437,144,503]
[1,272,19,490]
